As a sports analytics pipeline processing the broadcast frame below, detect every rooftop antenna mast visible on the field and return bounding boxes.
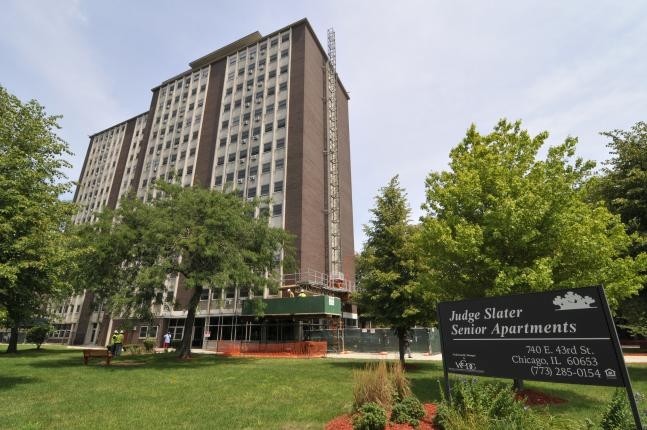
[326,27,342,282]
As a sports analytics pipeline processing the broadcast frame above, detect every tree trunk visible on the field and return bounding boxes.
[177,286,202,359]
[7,324,19,353]
[396,328,406,367]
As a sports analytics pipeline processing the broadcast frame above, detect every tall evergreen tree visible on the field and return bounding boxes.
[588,121,647,337]
[356,176,428,366]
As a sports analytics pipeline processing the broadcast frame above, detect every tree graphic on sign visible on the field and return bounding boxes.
[553,292,596,310]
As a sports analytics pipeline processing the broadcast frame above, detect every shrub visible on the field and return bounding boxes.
[391,396,425,426]
[353,402,387,430]
[124,344,143,355]
[143,337,156,353]
[26,324,52,349]
[435,379,543,429]
[353,361,393,411]
[600,389,633,430]
[389,362,412,401]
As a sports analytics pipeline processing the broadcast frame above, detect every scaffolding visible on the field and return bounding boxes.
[282,269,355,294]
[325,28,342,281]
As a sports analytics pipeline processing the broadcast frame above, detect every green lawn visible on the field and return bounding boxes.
[0,345,645,429]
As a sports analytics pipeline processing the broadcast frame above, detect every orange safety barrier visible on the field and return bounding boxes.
[213,341,327,358]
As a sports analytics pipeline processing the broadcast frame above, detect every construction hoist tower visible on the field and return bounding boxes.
[326,28,343,284]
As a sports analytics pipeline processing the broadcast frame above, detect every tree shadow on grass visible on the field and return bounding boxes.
[0,375,38,391]
[0,347,77,358]
[26,351,259,370]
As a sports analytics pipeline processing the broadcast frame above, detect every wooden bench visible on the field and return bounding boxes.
[83,349,112,365]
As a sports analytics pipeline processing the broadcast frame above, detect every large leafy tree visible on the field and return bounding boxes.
[418,120,647,308]
[75,182,293,358]
[588,121,647,337]
[356,176,429,365]
[0,86,76,353]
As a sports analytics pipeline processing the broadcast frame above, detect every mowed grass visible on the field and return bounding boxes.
[0,345,646,429]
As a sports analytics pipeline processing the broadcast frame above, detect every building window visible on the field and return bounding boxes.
[139,325,158,339]
[277,119,286,129]
[237,170,245,179]
[228,153,236,162]
[262,162,271,173]
[280,65,288,74]
[263,142,272,153]
[247,188,256,198]
[221,120,229,129]
[186,166,193,175]
[217,156,225,166]
[226,172,234,182]
[276,138,285,149]
[272,204,282,216]
[274,181,283,192]
[279,82,287,92]
[260,184,270,196]
[189,147,196,156]
[219,138,227,147]
[270,54,277,63]
[265,123,273,132]
[215,175,222,186]
[199,288,210,301]
[281,49,289,58]
[275,159,284,170]
[278,100,287,110]
[249,165,258,176]
[268,70,277,79]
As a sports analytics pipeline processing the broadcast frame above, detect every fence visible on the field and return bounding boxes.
[308,327,442,354]
[208,340,327,358]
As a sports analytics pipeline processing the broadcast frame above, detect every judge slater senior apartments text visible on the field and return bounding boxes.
[448,307,577,337]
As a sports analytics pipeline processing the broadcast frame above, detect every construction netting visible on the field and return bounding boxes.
[207,340,327,358]
[308,327,442,354]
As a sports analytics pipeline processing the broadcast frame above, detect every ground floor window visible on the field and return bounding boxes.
[168,319,184,340]
[51,324,72,339]
[139,325,158,339]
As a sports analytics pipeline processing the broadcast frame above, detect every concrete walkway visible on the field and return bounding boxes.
[64,344,647,363]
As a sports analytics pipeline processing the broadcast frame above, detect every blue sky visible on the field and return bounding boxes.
[2,1,646,250]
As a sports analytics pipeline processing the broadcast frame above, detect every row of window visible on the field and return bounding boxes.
[158,69,209,98]
[228,33,290,66]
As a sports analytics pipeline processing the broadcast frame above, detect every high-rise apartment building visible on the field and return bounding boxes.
[51,19,355,348]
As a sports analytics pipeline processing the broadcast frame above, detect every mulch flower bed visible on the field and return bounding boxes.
[325,389,564,429]
[325,403,438,430]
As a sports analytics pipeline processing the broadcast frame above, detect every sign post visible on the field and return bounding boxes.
[437,286,642,429]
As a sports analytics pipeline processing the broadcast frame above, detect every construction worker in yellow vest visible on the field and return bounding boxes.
[109,330,118,355]
[115,330,124,356]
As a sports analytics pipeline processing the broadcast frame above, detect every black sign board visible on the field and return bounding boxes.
[438,286,642,428]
